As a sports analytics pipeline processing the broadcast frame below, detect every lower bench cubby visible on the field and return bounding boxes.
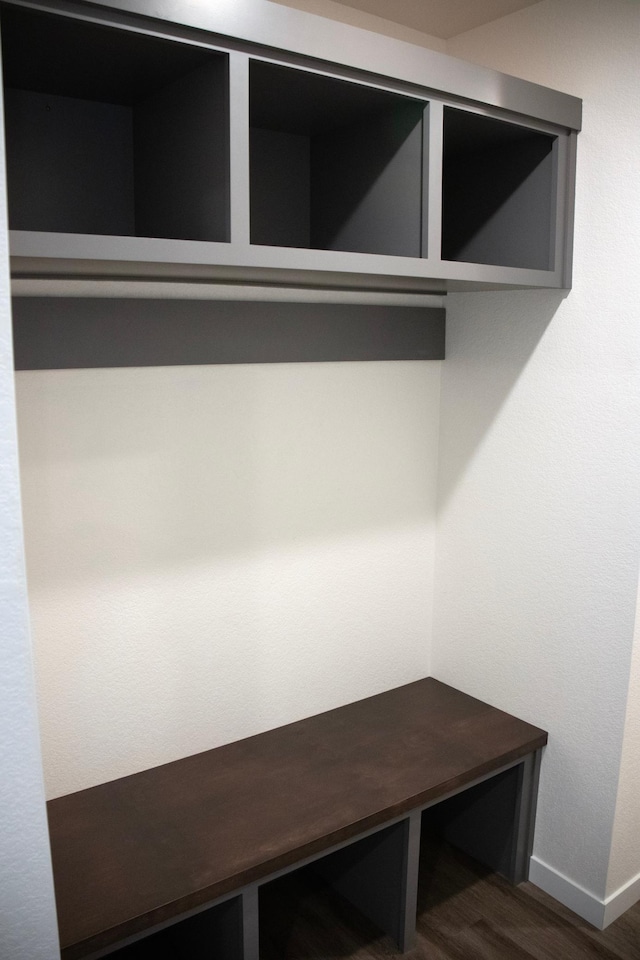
[422,762,530,881]
[260,866,391,959]
[108,898,244,960]
[260,819,414,958]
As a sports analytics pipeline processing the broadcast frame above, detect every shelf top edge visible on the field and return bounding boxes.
[9,240,567,293]
[4,0,582,131]
[11,277,448,307]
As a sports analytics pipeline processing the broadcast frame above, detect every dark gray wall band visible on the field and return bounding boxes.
[12,298,445,370]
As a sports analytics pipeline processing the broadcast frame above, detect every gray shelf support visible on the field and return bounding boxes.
[424,100,443,264]
[510,748,544,884]
[228,51,251,247]
[242,887,260,960]
[559,130,578,290]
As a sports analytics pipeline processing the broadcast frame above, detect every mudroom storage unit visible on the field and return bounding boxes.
[1,1,581,957]
[1,0,581,294]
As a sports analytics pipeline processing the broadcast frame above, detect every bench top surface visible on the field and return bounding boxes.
[47,677,547,958]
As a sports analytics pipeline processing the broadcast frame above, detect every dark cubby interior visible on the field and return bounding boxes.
[250,60,426,257]
[108,896,243,959]
[442,107,556,270]
[0,5,230,241]
[421,765,522,879]
[259,868,377,960]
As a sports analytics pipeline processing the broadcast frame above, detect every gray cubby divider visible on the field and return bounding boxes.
[249,60,426,257]
[0,3,230,242]
[441,106,557,271]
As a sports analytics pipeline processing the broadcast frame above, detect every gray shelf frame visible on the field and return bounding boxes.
[1,0,580,294]
[12,0,581,129]
[12,297,446,368]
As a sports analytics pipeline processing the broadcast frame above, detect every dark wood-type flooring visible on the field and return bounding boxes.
[260,836,640,960]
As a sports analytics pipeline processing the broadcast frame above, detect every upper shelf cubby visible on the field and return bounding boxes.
[249,60,426,258]
[0,4,230,242]
[441,107,557,271]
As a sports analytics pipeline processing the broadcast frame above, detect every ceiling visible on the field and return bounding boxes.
[328,0,543,39]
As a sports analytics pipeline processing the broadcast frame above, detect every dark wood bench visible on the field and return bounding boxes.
[47,678,547,960]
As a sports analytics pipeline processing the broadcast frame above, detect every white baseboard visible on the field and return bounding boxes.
[529,857,640,929]
[528,856,606,928]
[603,870,640,927]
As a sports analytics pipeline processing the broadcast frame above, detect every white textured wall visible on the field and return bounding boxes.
[16,360,439,799]
[0,78,60,960]
[437,0,640,918]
